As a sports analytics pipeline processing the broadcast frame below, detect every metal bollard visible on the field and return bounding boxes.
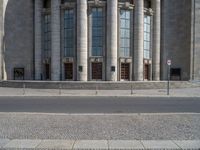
[23,83,25,95]
[95,85,98,95]
[59,84,62,95]
[131,85,133,95]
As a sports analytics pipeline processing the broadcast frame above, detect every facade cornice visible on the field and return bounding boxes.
[61,2,76,9]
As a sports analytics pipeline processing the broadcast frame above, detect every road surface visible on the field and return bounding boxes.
[0,96,199,113]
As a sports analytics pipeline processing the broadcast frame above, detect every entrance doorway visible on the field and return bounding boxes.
[171,68,181,80]
[45,64,51,80]
[14,68,24,80]
[121,63,130,81]
[92,62,102,80]
[144,64,150,80]
[64,63,73,80]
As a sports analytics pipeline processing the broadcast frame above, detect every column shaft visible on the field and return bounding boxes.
[34,0,42,80]
[152,0,161,81]
[51,0,61,81]
[134,0,144,81]
[77,0,88,81]
[107,0,118,81]
[0,0,3,80]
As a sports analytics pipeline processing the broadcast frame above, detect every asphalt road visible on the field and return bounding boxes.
[0,96,200,113]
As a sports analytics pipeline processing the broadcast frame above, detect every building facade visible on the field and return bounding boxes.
[0,0,199,81]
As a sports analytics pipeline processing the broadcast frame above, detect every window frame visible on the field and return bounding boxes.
[63,8,75,57]
[144,14,152,59]
[91,7,104,57]
[119,8,132,58]
[43,13,51,59]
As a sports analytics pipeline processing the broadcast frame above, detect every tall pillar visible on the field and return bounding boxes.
[34,0,42,80]
[77,0,88,81]
[1,0,8,80]
[51,0,61,81]
[152,0,161,81]
[134,0,144,81]
[0,0,3,80]
[107,0,118,81]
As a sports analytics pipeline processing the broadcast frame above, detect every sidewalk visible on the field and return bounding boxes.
[0,87,200,97]
[1,139,200,149]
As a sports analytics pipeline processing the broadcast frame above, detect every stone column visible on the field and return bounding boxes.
[0,0,3,80]
[152,0,161,81]
[107,0,118,81]
[51,0,61,81]
[77,0,88,81]
[34,0,43,80]
[134,0,144,81]
[1,0,8,80]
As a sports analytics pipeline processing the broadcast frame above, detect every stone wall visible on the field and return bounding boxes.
[161,0,192,81]
[4,0,34,80]
[1,0,198,81]
[0,80,199,90]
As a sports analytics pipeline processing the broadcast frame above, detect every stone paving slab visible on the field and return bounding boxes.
[173,140,200,149]
[1,140,200,149]
[3,139,41,149]
[73,140,108,150]
[141,140,180,149]
[0,139,10,148]
[108,140,144,149]
[36,140,75,149]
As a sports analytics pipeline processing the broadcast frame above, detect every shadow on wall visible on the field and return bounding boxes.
[4,0,34,80]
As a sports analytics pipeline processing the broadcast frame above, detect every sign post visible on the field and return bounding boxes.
[167,60,171,95]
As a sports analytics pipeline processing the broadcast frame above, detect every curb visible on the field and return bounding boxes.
[0,94,200,98]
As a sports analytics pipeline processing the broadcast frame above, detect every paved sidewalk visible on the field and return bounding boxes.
[0,87,200,97]
[1,113,200,140]
[0,139,200,149]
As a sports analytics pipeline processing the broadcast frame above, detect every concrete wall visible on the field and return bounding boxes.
[161,0,192,81]
[4,0,34,80]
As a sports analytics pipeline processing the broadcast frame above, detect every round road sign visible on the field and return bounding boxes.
[167,60,172,66]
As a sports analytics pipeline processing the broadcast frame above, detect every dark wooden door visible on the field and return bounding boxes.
[121,63,130,80]
[144,64,149,80]
[64,63,73,80]
[45,64,50,80]
[92,63,102,80]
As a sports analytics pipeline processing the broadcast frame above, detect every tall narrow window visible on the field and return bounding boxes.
[43,14,51,58]
[64,9,74,57]
[144,15,151,59]
[120,9,131,57]
[92,8,103,56]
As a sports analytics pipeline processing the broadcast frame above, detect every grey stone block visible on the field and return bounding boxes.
[173,140,200,149]
[73,140,108,150]
[36,140,75,149]
[0,139,10,148]
[3,139,41,149]
[141,140,179,149]
[109,140,144,149]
